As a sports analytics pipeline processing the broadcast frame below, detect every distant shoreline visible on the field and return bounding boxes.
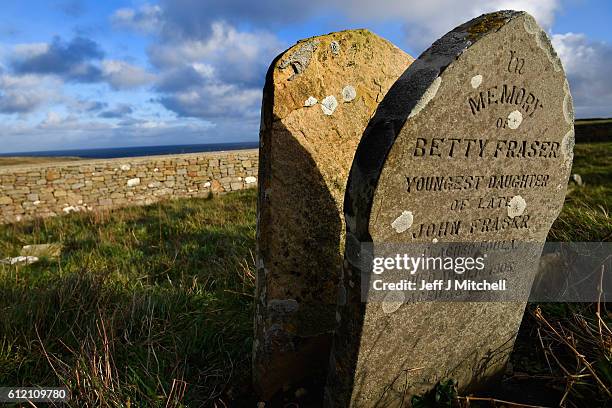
[0,118,608,161]
[0,141,259,160]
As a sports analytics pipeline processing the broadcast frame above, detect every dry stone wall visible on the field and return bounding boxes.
[0,149,258,224]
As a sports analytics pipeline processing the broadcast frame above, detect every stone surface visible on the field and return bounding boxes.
[0,255,39,265]
[20,243,63,258]
[254,29,414,398]
[0,150,258,224]
[327,11,574,406]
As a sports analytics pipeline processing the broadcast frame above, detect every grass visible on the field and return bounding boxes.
[0,156,81,167]
[0,191,257,407]
[0,143,610,407]
[548,142,612,241]
[575,118,612,126]
[509,142,612,408]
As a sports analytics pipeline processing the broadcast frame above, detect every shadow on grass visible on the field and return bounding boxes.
[0,191,257,407]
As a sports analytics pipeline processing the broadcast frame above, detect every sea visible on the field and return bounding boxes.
[0,142,260,159]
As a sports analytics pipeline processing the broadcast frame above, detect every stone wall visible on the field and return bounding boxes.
[0,149,258,224]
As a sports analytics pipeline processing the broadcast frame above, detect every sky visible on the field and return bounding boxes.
[0,0,610,153]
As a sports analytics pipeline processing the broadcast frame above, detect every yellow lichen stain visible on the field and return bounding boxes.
[467,12,512,41]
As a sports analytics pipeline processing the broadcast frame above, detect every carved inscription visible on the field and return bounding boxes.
[507,50,525,74]
[403,47,563,242]
[413,138,560,159]
[468,84,543,117]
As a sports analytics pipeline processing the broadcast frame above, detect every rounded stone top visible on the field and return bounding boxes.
[343,10,574,245]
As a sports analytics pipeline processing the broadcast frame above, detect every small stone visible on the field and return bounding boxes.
[20,243,62,258]
[0,256,39,265]
[330,40,340,54]
[46,170,60,181]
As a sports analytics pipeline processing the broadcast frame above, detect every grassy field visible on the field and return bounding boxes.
[0,157,81,167]
[0,192,257,407]
[575,118,612,126]
[0,143,610,407]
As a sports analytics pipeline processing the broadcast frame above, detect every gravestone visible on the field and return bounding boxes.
[254,30,413,398]
[326,11,574,406]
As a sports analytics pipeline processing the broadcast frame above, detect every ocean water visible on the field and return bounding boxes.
[0,142,260,159]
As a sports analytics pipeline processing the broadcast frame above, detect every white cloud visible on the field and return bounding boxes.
[0,73,61,113]
[101,60,156,89]
[149,20,281,120]
[149,21,282,84]
[12,43,49,59]
[552,32,612,118]
[141,2,561,123]
[111,4,163,34]
[0,116,224,153]
[41,111,63,126]
[160,82,261,119]
[334,0,560,51]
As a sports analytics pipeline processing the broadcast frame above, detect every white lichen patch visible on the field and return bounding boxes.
[408,77,441,119]
[382,291,404,314]
[304,96,318,107]
[563,80,574,124]
[534,28,562,72]
[321,95,338,115]
[523,14,539,35]
[245,176,257,184]
[120,164,131,171]
[507,195,527,218]
[561,129,575,166]
[342,85,357,102]
[507,110,523,129]
[127,177,140,187]
[391,210,414,233]
[470,74,483,89]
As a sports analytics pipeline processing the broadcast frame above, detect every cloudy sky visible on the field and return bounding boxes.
[0,0,610,153]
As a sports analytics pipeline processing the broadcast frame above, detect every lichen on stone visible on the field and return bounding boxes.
[279,40,320,80]
[466,11,517,41]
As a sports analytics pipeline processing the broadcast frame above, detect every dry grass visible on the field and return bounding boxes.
[0,143,609,407]
[0,156,81,167]
[0,191,257,407]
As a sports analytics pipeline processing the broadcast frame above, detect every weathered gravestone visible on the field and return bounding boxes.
[326,11,574,406]
[254,30,413,398]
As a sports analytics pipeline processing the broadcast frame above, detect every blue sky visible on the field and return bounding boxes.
[0,0,610,153]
